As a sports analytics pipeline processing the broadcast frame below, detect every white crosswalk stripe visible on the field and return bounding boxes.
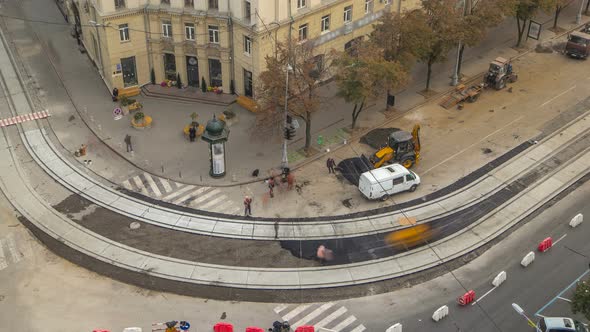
[331,316,356,331]
[0,233,31,271]
[291,302,335,328]
[314,307,347,329]
[121,173,241,214]
[274,303,365,332]
[144,172,162,196]
[282,305,312,322]
[0,239,7,271]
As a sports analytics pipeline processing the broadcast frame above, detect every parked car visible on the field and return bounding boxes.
[536,317,589,332]
[358,163,420,201]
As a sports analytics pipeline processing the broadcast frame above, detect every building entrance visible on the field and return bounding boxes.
[121,56,137,87]
[186,56,199,87]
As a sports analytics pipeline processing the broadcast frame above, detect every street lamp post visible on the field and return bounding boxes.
[577,0,586,24]
[281,64,292,169]
[512,303,541,331]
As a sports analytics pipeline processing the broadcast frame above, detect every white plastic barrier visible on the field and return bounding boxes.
[432,305,449,322]
[521,251,535,267]
[492,271,507,287]
[570,213,583,228]
[386,323,403,332]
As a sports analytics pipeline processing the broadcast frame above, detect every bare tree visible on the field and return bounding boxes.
[332,43,408,130]
[255,40,331,154]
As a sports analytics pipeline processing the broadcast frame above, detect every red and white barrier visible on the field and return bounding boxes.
[432,305,449,321]
[386,323,403,332]
[538,237,553,252]
[458,290,476,306]
[492,271,507,287]
[570,213,583,228]
[521,251,535,267]
[0,110,50,127]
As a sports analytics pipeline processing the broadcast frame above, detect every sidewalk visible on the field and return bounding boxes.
[1,0,589,221]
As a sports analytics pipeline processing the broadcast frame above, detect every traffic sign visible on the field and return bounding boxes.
[113,107,123,120]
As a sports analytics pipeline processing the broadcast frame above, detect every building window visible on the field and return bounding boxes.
[244,35,252,55]
[365,0,373,14]
[185,23,195,40]
[345,37,363,56]
[297,0,306,9]
[209,0,219,9]
[209,25,219,43]
[162,20,172,38]
[321,15,330,32]
[244,1,251,22]
[298,24,308,41]
[114,0,125,9]
[119,24,129,41]
[185,0,194,7]
[161,0,170,4]
[344,5,353,23]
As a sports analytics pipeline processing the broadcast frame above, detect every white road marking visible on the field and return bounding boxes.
[553,233,567,246]
[292,302,335,328]
[472,286,498,306]
[162,185,197,201]
[122,179,133,191]
[160,178,173,193]
[171,187,209,205]
[557,296,572,302]
[132,175,149,196]
[331,315,356,331]
[349,325,366,332]
[274,304,289,314]
[144,172,162,196]
[314,307,348,329]
[5,233,22,263]
[540,85,576,107]
[0,239,7,270]
[282,304,312,322]
[423,115,525,175]
[198,194,228,209]
[189,188,221,205]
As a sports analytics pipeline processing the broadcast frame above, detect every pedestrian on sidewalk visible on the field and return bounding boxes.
[244,195,252,216]
[268,177,275,198]
[112,87,119,102]
[124,134,133,152]
[189,126,196,142]
[327,158,336,174]
[274,221,279,239]
[287,172,295,190]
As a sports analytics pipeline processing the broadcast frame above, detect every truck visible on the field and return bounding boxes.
[564,24,590,59]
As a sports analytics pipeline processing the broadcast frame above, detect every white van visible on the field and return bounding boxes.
[358,164,421,200]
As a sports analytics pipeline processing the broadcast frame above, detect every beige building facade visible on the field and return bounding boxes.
[67,0,420,97]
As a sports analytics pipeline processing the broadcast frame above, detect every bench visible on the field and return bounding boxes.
[236,95,259,113]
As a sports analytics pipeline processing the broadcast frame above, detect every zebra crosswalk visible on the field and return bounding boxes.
[274,303,366,332]
[121,172,241,214]
[0,232,31,272]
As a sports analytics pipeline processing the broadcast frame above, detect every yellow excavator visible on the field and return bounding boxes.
[369,124,421,169]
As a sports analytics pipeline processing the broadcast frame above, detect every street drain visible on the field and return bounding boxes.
[130,222,141,230]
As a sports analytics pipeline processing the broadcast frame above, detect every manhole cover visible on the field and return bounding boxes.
[130,222,141,230]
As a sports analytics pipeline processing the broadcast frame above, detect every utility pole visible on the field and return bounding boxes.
[281,0,294,170]
[451,0,470,86]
